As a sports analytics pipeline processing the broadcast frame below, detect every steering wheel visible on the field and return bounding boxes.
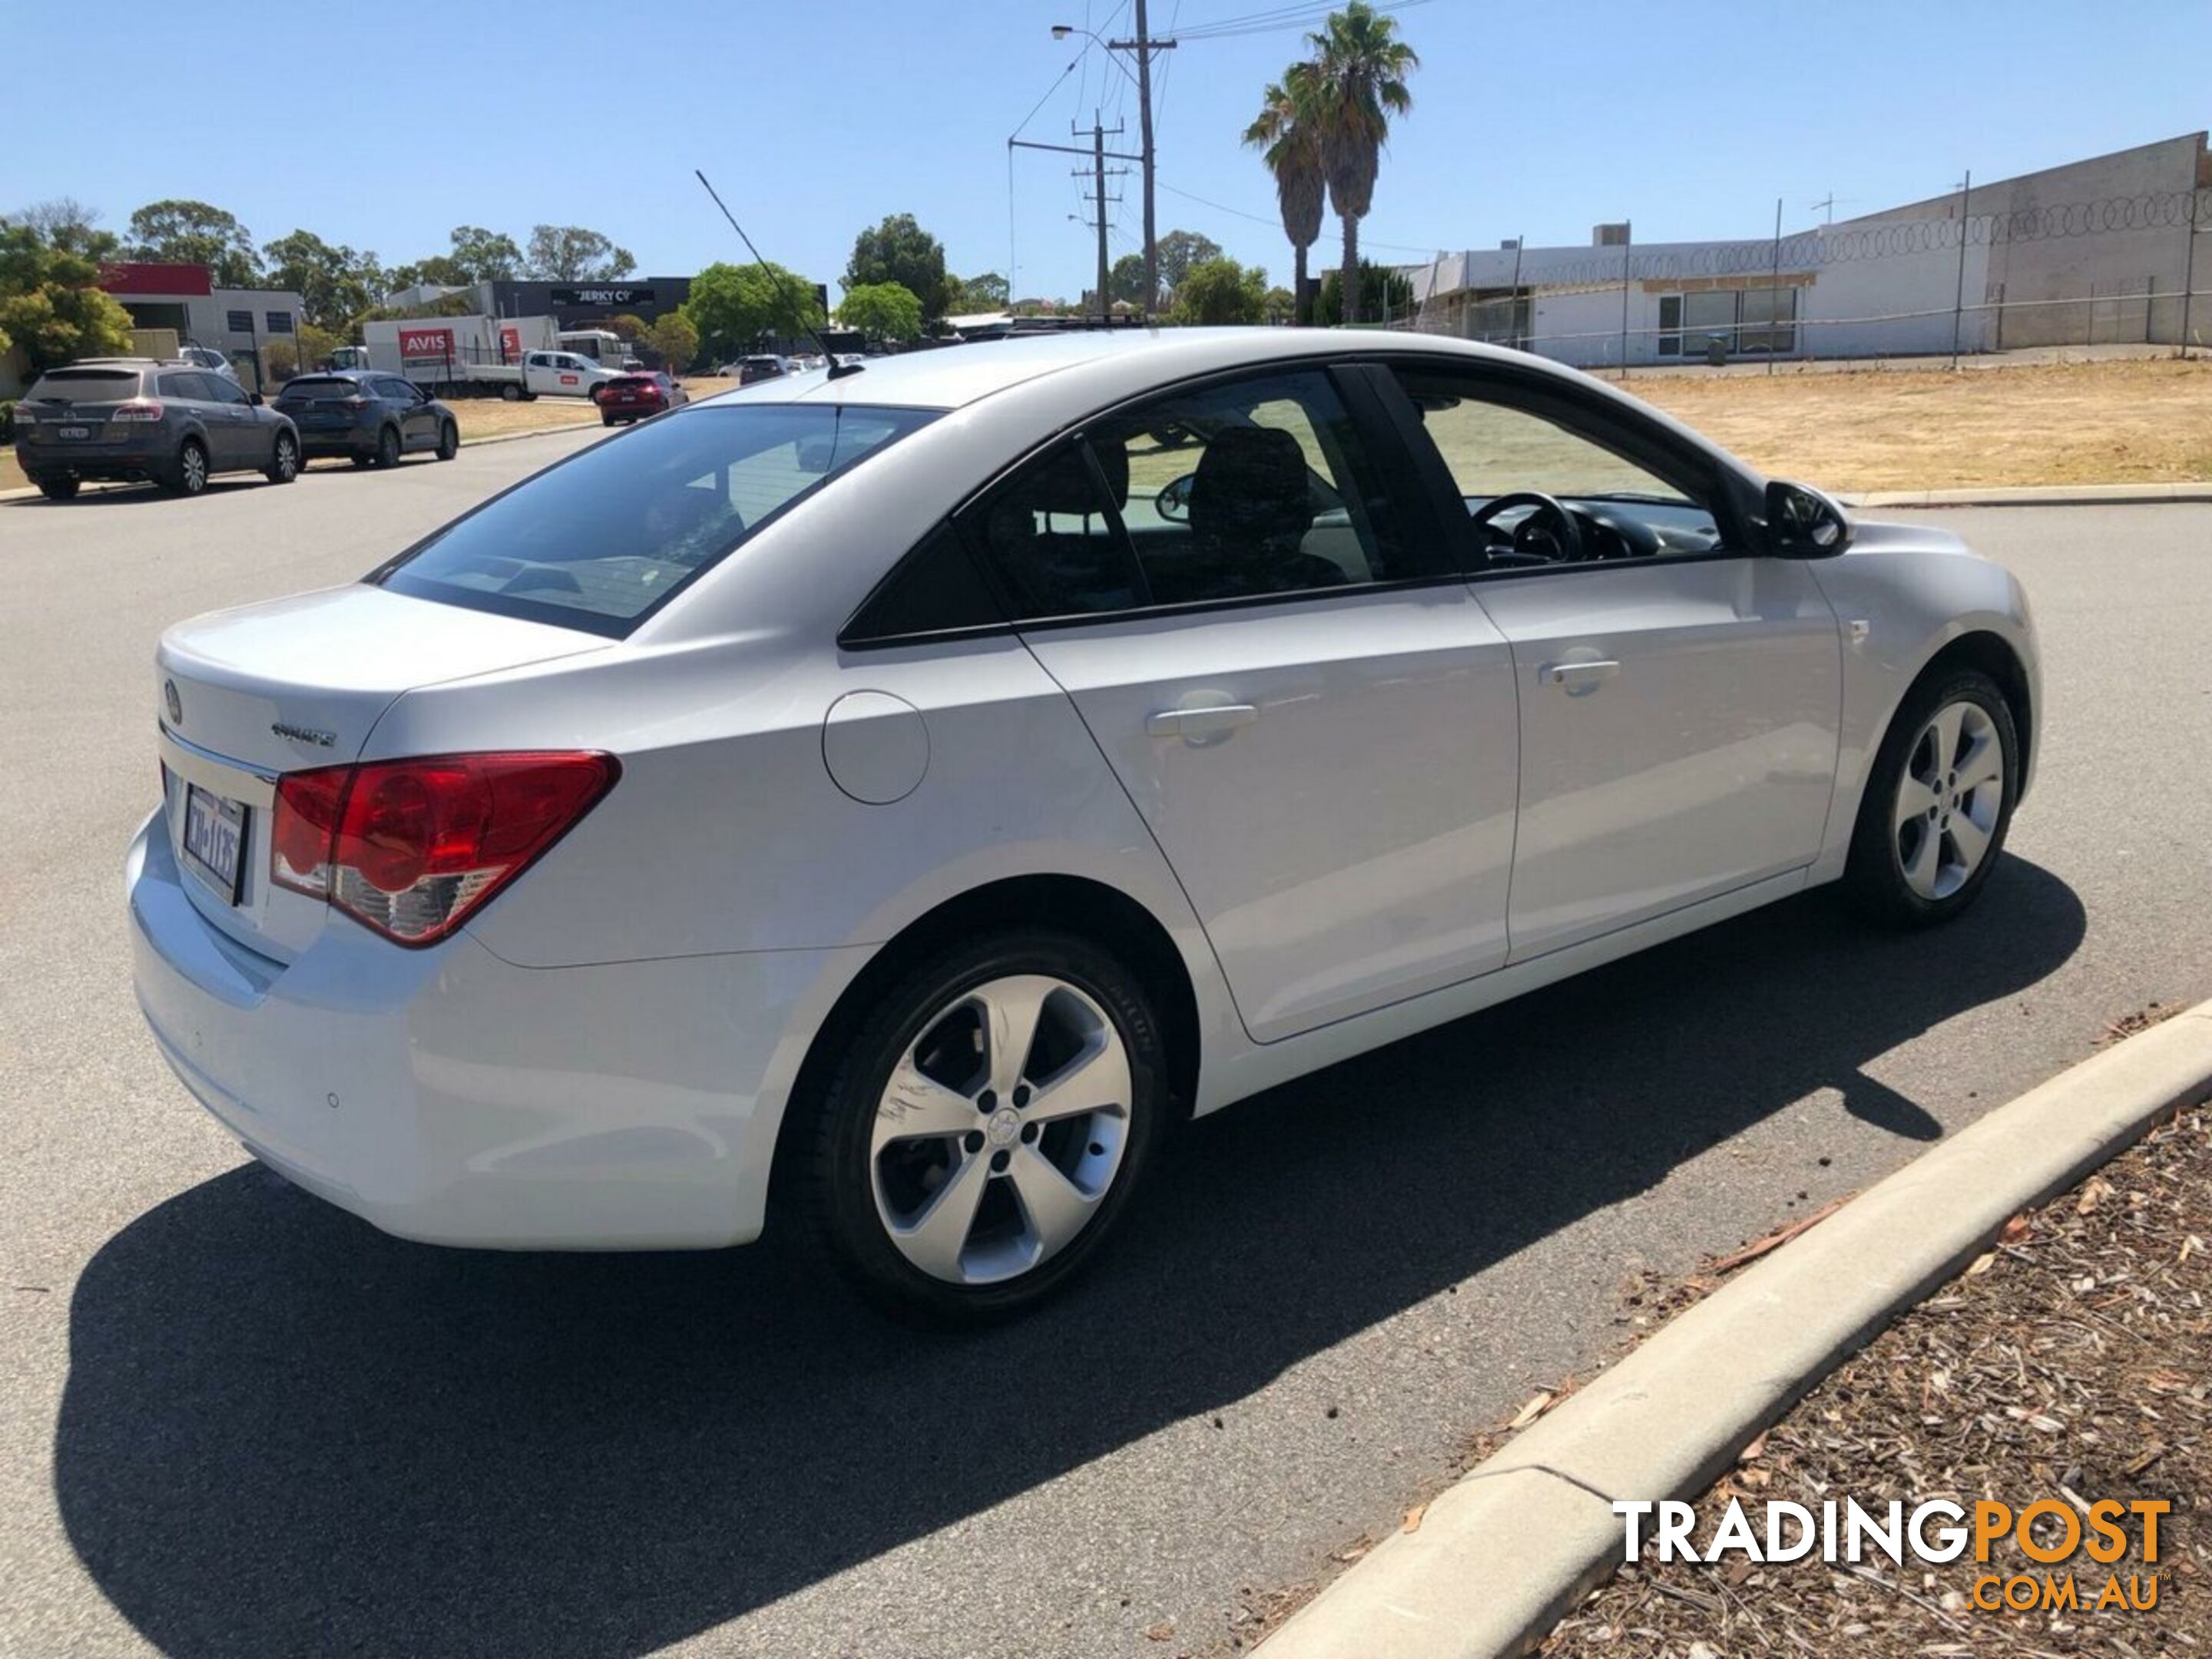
[1469,492,1585,566]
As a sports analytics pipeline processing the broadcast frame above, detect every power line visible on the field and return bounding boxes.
[1173,0,1429,41]
[1155,178,1444,255]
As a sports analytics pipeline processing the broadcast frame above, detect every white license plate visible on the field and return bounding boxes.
[182,784,250,904]
[56,425,92,439]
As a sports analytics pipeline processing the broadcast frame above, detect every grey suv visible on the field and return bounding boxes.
[276,371,459,469]
[13,360,300,500]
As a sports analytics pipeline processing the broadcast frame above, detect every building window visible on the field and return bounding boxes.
[266,310,294,334]
[1738,286,1797,354]
[1682,290,1738,354]
[225,309,253,333]
[1657,295,1683,355]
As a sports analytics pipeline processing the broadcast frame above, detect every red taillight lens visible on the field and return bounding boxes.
[269,752,618,945]
[112,399,164,422]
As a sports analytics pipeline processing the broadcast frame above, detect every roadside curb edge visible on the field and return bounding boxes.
[1260,1002,2212,1659]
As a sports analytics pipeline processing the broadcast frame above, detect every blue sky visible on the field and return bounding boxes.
[8,0,2207,301]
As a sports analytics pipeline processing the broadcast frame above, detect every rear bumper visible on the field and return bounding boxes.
[17,435,164,479]
[127,810,867,1250]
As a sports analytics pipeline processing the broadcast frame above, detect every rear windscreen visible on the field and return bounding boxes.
[27,369,140,399]
[279,378,355,398]
[373,402,937,636]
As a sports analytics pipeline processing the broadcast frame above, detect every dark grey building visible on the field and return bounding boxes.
[478,278,694,329]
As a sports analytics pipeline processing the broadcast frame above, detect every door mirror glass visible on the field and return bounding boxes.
[248,392,263,406]
[1765,479,1852,557]
[1155,472,1195,523]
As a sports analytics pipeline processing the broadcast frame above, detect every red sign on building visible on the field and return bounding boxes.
[99,262,214,296]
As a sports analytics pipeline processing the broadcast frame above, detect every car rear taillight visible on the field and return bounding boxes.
[111,399,164,422]
[270,751,619,946]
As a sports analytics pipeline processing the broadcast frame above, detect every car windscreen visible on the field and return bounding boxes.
[278,377,356,399]
[371,402,938,637]
[25,369,141,401]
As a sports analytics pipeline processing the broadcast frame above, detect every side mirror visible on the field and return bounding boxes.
[249,392,264,406]
[1156,472,1196,524]
[1765,479,1852,558]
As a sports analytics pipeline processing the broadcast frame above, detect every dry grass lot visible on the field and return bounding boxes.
[1622,357,2212,492]
[445,373,737,442]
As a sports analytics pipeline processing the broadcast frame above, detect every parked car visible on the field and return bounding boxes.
[14,359,298,499]
[595,371,688,426]
[720,354,790,386]
[275,371,459,468]
[178,343,241,380]
[128,329,2039,1323]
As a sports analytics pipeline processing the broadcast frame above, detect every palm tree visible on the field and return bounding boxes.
[1304,2,1418,325]
[1243,65,1326,327]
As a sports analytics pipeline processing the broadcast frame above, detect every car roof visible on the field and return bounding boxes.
[696,328,1598,414]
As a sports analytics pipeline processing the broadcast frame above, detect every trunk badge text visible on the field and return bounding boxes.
[270,721,337,748]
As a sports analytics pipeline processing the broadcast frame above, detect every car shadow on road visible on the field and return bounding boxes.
[55,857,2085,1657]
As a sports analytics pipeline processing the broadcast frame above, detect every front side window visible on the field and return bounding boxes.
[966,369,1403,621]
[1395,369,1723,568]
[375,403,936,635]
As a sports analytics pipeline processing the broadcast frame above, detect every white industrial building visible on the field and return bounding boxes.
[1406,131,2209,366]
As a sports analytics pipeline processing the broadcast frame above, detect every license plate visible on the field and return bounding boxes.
[56,425,91,440]
[182,784,250,904]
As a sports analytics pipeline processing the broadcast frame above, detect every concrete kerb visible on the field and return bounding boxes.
[1845,482,2212,509]
[1262,1002,2212,1659]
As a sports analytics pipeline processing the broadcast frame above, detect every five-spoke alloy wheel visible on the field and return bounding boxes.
[802,929,1164,1324]
[1848,668,2018,926]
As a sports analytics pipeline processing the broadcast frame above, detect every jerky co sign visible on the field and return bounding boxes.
[551,286,653,307]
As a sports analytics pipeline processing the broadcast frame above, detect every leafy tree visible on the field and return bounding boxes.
[606,313,650,343]
[124,199,261,287]
[448,226,523,282]
[647,312,700,373]
[12,198,117,261]
[1245,67,1327,326]
[524,225,636,283]
[386,253,472,291]
[263,230,386,329]
[1303,2,1418,323]
[682,260,823,358]
[1154,230,1224,297]
[843,214,948,320]
[1105,253,1152,309]
[838,280,923,343]
[1171,258,1270,326]
[0,218,136,377]
[1313,258,1415,326]
[951,271,1010,311]
[1264,285,1296,324]
[297,320,343,370]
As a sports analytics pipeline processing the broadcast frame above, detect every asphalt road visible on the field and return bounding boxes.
[2,442,2207,1659]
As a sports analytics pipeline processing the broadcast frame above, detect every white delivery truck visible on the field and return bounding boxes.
[359,313,601,400]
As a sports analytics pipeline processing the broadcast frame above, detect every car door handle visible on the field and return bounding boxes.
[1147,704,1260,741]
[1539,660,1621,689]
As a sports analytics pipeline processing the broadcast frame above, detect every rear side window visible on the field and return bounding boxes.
[28,369,141,400]
[374,403,938,636]
[843,523,1006,646]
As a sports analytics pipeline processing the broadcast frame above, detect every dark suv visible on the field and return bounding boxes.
[275,371,459,469]
[13,361,300,500]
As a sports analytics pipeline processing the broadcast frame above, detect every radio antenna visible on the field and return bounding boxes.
[694,168,859,379]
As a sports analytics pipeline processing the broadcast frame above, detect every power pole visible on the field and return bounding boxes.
[1069,114,1127,324]
[1108,2,1175,318]
[1011,118,1139,321]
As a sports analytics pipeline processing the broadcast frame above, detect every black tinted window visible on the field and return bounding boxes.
[843,523,1005,645]
[27,369,140,400]
[376,403,936,636]
[157,373,210,400]
[959,441,1143,619]
[204,376,250,406]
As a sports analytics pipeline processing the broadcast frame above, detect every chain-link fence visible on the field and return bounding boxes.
[1401,186,2211,373]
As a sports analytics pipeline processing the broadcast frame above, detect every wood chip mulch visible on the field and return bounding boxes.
[1539,1104,2210,1657]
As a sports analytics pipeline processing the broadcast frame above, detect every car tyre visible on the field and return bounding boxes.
[499,382,522,402]
[162,438,209,496]
[798,927,1167,1326]
[349,452,373,468]
[435,421,459,461]
[266,431,299,484]
[374,426,401,469]
[34,475,80,501]
[601,412,618,427]
[1845,667,2018,928]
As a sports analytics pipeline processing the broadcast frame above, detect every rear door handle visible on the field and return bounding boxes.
[1147,704,1260,742]
[1539,659,1621,690]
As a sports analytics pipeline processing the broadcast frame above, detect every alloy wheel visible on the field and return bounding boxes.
[869,974,1133,1286]
[180,443,207,493]
[274,435,297,480]
[1892,698,2004,901]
